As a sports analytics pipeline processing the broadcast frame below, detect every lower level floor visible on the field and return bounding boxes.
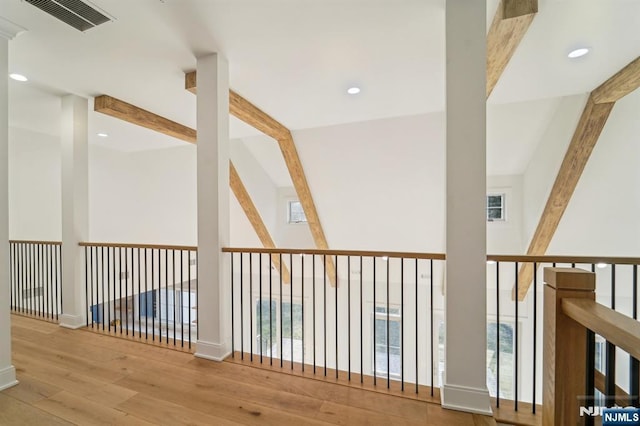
[1,314,496,425]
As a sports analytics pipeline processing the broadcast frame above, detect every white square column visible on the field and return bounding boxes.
[60,95,89,329]
[195,53,231,361]
[441,0,492,415]
[0,16,25,392]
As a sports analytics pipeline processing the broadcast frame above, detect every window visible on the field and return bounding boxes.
[255,299,303,361]
[487,321,514,399]
[374,306,402,378]
[487,194,505,222]
[288,200,307,224]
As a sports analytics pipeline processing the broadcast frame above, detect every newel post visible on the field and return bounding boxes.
[543,267,595,426]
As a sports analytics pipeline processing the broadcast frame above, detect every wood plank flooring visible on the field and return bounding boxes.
[3,315,496,425]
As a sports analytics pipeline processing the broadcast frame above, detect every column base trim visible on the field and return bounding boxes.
[0,365,18,391]
[195,340,231,362]
[59,314,85,329]
[440,383,493,415]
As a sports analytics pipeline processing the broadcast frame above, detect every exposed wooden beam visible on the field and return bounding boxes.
[486,0,538,98]
[94,95,290,280]
[515,58,640,299]
[186,72,338,286]
[591,57,640,104]
[94,95,196,143]
[229,163,290,283]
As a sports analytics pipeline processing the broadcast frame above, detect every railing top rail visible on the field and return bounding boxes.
[487,254,640,265]
[222,247,446,260]
[79,242,197,251]
[9,240,62,246]
[562,298,640,360]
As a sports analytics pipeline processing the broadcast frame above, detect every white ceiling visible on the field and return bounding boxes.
[2,0,640,170]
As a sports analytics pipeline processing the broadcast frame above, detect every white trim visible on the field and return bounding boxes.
[0,17,26,40]
[0,365,17,391]
[440,383,493,415]
[59,314,85,329]
[195,340,231,362]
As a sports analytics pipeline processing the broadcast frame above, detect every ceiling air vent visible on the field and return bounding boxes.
[25,0,112,32]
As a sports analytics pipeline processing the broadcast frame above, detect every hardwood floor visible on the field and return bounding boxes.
[2,314,496,425]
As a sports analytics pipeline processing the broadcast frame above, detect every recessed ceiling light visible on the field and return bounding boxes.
[347,87,361,95]
[568,48,590,59]
[97,133,109,138]
[9,73,28,82]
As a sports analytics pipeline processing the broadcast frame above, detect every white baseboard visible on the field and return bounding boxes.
[441,383,493,415]
[195,340,231,362]
[0,365,18,391]
[59,314,85,329]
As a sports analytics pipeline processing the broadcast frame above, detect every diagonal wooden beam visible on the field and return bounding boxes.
[94,95,290,282]
[516,56,640,300]
[229,163,290,283]
[486,0,538,98]
[186,72,338,286]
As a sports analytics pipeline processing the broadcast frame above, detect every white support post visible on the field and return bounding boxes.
[195,53,231,361]
[441,0,492,415]
[0,16,25,391]
[60,95,89,329]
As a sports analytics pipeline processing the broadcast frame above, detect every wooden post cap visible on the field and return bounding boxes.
[544,267,595,291]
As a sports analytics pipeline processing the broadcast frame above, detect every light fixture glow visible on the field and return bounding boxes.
[596,262,608,269]
[381,256,388,261]
[347,87,361,95]
[97,133,109,138]
[487,260,496,265]
[568,48,590,59]
[9,73,28,82]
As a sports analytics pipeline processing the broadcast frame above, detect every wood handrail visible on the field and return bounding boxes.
[221,247,446,260]
[487,254,640,265]
[562,298,640,360]
[9,240,62,246]
[79,242,197,251]
[595,370,632,407]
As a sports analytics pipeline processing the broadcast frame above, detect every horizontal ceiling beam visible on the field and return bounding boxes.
[516,56,640,300]
[94,95,290,281]
[186,72,337,286]
[486,0,538,98]
[94,95,196,143]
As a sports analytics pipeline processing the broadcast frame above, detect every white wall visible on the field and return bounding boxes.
[9,127,61,240]
[89,144,197,245]
[292,112,446,253]
[522,94,588,245]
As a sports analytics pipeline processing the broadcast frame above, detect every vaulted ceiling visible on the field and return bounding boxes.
[3,0,640,176]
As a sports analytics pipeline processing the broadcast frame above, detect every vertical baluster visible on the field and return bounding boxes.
[313,254,316,374]
[335,254,338,378]
[415,258,418,394]
[586,329,596,426]
[230,252,234,357]
[515,261,519,411]
[269,253,272,364]
[360,256,363,384]
[631,265,639,407]
[138,248,141,339]
[118,247,122,335]
[301,253,304,371]
[145,248,149,341]
[165,249,169,345]
[532,262,538,414]
[152,249,156,342]
[401,257,404,391]
[58,244,62,317]
[259,253,263,364]
[172,250,176,345]
[373,256,376,386]
[102,246,107,331]
[430,259,434,395]
[347,256,351,381]
[496,260,500,406]
[240,253,244,359]
[250,252,253,361]
[291,253,294,371]
[386,256,390,389]
[196,250,199,341]
[324,254,327,377]
[187,249,191,348]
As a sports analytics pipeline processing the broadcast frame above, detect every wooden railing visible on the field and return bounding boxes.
[79,242,198,351]
[222,247,446,397]
[9,240,62,322]
[544,267,640,426]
